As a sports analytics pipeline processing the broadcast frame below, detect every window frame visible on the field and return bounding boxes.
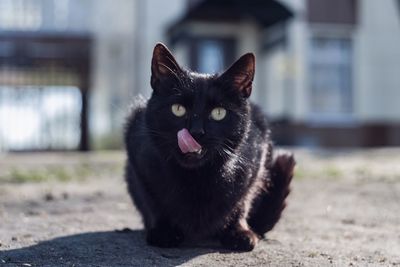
[307,26,356,124]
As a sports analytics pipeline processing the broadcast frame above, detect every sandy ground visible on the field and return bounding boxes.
[0,149,399,267]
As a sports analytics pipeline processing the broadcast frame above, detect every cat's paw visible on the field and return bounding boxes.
[146,225,184,248]
[273,151,296,178]
[220,229,259,251]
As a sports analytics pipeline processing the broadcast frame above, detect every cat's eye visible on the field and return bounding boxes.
[171,104,186,117]
[210,107,227,121]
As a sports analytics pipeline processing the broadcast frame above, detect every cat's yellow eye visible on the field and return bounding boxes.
[171,104,186,117]
[210,107,227,121]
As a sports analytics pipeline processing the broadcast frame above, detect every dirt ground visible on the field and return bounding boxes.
[0,149,399,267]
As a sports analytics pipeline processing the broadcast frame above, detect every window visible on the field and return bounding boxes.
[0,0,89,32]
[0,0,42,30]
[309,37,353,118]
[190,38,235,74]
[197,40,225,74]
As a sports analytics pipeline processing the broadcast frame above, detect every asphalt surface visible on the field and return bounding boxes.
[0,149,399,266]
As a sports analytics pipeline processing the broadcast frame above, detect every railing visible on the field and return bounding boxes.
[0,32,91,152]
[0,85,82,151]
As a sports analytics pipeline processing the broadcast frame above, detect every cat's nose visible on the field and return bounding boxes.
[190,127,205,138]
[190,119,205,139]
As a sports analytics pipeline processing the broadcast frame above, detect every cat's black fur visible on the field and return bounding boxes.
[124,43,295,251]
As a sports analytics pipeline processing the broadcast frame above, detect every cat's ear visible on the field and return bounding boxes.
[151,43,182,90]
[218,53,255,98]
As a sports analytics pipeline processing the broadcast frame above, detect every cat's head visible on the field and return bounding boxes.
[146,43,255,169]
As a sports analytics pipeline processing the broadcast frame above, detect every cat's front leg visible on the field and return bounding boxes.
[219,219,259,251]
[146,218,184,248]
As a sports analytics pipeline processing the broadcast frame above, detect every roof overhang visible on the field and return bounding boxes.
[168,0,293,44]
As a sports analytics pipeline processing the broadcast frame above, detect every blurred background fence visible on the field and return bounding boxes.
[0,0,399,152]
[0,33,91,151]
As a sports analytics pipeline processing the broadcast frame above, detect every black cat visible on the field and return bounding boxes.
[124,43,295,251]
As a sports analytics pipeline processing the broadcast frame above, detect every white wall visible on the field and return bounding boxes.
[263,0,309,121]
[356,0,400,122]
[262,46,287,118]
[89,0,136,140]
[135,0,187,98]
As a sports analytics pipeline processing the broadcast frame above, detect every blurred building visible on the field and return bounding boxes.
[168,0,400,147]
[1,0,399,152]
[273,0,400,147]
[0,0,185,151]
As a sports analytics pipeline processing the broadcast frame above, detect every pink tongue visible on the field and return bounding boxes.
[177,128,202,154]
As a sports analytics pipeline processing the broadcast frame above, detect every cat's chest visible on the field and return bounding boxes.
[140,146,252,209]
[158,166,244,206]
[160,169,244,231]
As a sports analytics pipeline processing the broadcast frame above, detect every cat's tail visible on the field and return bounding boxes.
[247,151,295,237]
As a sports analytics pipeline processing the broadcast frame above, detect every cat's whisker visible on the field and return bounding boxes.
[158,62,185,88]
[165,55,185,86]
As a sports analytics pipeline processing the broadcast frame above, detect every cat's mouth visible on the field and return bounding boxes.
[183,148,206,159]
[176,148,208,168]
[175,128,208,168]
[177,128,202,154]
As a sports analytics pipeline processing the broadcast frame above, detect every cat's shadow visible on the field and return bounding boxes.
[0,229,230,266]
